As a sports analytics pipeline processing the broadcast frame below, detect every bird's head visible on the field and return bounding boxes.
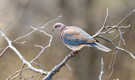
[52,23,65,32]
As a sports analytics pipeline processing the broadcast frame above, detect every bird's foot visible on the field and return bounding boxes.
[71,51,79,57]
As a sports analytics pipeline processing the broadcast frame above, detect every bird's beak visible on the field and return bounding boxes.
[52,28,55,32]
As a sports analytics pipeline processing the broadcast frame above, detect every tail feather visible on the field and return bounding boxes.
[89,42,111,52]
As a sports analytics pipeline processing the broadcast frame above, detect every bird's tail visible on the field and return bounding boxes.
[89,42,111,52]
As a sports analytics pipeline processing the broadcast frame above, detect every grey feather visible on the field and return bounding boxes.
[93,42,111,52]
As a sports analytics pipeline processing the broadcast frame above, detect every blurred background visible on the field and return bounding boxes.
[0,0,135,80]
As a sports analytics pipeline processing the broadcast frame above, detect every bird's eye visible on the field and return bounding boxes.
[55,26,58,28]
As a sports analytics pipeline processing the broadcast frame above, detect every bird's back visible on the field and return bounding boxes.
[60,26,96,46]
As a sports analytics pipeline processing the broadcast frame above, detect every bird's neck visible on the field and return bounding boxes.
[59,26,66,35]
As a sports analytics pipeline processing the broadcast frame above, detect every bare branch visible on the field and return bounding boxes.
[42,15,63,28]
[0,16,63,80]
[116,10,135,26]
[107,50,118,80]
[108,35,122,79]
[43,51,79,80]
[13,15,62,42]
[0,29,48,75]
[13,27,37,42]
[93,8,109,37]
[13,41,26,44]
[111,32,124,41]
[7,68,28,80]
[30,30,53,63]
[38,73,43,80]
[23,73,40,80]
[98,35,135,60]
[118,47,135,59]
[0,46,9,56]
[66,63,72,77]
[32,62,45,70]
[93,10,134,38]
[118,28,126,45]
[0,15,62,80]
[105,24,130,29]
[99,57,104,80]
[92,10,135,80]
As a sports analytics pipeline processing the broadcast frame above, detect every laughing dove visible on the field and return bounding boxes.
[52,23,111,52]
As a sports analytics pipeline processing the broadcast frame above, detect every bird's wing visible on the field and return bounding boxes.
[61,26,96,46]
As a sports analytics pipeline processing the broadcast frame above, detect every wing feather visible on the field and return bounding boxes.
[61,27,95,46]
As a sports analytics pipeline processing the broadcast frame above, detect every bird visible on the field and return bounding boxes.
[52,23,111,52]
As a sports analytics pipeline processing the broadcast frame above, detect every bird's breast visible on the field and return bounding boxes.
[65,44,88,51]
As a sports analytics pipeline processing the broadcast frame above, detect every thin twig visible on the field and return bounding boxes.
[93,8,109,37]
[118,28,126,45]
[13,15,62,42]
[42,15,63,28]
[99,57,104,80]
[7,68,28,80]
[107,50,118,80]
[18,64,25,80]
[0,46,9,56]
[66,63,72,77]
[30,29,53,63]
[118,47,135,59]
[23,73,41,80]
[13,28,37,42]
[116,10,135,26]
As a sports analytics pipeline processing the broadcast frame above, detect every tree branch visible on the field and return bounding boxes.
[93,8,109,37]
[43,51,79,80]
[0,29,48,75]
[99,57,104,80]
[0,15,62,80]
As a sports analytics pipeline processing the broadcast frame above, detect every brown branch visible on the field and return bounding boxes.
[43,51,79,80]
